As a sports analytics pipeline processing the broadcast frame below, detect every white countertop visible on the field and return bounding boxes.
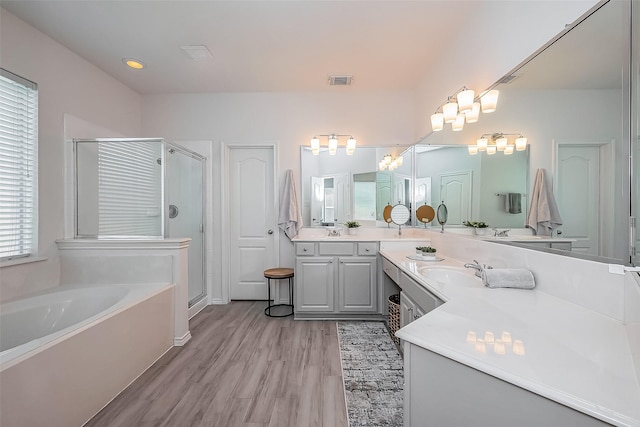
[384,248,640,427]
[292,226,432,242]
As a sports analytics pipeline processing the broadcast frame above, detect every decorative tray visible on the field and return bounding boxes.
[406,255,444,262]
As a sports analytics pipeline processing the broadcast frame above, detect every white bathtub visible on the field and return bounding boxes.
[0,283,175,427]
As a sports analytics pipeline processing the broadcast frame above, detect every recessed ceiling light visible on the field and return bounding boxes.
[123,58,145,70]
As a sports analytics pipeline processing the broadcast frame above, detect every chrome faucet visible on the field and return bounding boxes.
[464,259,492,277]
[492,228,511,237]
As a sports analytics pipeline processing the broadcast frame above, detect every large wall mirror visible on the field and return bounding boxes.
[300,146,413,227]
[420,0,635,265]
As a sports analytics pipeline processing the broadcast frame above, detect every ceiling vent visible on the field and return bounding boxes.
[180,45,213,61]
[498,74,519,84]
[328,75,353,86]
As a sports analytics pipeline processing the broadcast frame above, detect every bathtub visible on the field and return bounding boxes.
[0,283,175,427]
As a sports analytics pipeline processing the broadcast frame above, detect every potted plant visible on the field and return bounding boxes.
[421,246,437,260]
[345,220,361,235]
[415,246,426,255]
[463,220,490,236]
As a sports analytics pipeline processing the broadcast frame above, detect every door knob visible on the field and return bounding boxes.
[268,229,274,234]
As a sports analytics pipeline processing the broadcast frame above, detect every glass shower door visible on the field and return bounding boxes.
[165,145,206,306]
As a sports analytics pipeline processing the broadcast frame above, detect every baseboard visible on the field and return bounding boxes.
[174,331,192,346]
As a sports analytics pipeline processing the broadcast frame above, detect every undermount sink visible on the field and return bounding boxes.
[417,266,481,287]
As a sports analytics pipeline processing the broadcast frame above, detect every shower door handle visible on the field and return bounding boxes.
[267,229,274,235]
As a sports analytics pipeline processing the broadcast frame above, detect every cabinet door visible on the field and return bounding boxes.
[399,291,416,329]
[295,257,335,312]
[338,257,377,312]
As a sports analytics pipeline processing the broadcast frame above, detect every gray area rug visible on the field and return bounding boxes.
[337,322,403,427]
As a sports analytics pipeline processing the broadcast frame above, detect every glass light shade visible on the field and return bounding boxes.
[476,137,488,151]
[504,145,514,155]
[379,161,386,171]
[457,88,475,114]
[443,101,458,123]
[468,145,478,155]
[346,137,356,155]
[496,136,508,151]
[310,137,320,155]
[487,146,497,155]
[328,136,338,155]
[389,160,397,171]
[465,102,481,123]
[383,154,392,165]
[480,89,499,113]
[515,136,528,151]
[430,113,444,131]
[396,156,403,166]
[451,114,465,131]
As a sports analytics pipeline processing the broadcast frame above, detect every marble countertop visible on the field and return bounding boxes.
[292,227,432,242]
[383,249,640,427]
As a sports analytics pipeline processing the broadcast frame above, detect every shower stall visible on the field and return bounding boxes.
[74,138,206,307]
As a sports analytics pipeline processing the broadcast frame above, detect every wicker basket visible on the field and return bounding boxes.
[388,294,401,346]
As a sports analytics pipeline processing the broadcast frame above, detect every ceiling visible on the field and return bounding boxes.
[1,1,600,95]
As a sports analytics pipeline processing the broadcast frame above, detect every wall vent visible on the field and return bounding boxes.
[328,75,353,86]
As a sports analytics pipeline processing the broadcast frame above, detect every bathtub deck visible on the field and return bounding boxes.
[85,301,348,427]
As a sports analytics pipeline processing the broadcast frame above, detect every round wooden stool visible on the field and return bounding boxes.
[264,267,294,317]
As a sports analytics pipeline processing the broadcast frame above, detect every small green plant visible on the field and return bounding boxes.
[463,220,489,229]
[421,246,437,253]
[344,221,361,228]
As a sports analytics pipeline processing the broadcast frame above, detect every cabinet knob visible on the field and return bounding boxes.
[303,248,308,252]
[365,248,370,252]
[414,314,420,320]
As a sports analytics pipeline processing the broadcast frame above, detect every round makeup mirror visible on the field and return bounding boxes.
[436,202,448,233]
[390,204,410,225]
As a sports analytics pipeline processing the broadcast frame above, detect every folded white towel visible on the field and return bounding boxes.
[481,268,535,289]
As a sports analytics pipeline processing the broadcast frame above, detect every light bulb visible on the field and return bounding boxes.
[476,137,488,151]
[346,137,356,155]
[443,100,458,123]
[310,137,320,155]
[515,136,527,151]
[480,89,499,113]
[496,136,508,151]
[457,88,475,114]
[465,102,480,124]
[431,113,444,131]
[452,114,465,131]
[383,154,392,165]
[328,136,338,155]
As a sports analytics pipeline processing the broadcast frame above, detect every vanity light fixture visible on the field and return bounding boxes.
[379,154,403,171]
[430,86,499,132]
[467,133,528,156]
[309,134,357,156]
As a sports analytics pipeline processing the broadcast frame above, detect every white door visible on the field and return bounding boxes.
[229,147,276,300]
[556,145,600,255]
[440,171,471,226]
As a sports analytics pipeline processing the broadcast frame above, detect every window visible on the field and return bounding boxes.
[0,69,38,261]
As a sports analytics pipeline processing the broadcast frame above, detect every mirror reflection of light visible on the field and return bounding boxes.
[466,330,524,356]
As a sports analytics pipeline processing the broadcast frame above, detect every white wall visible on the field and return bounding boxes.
[0,9,142,301]
[413,0,599,140]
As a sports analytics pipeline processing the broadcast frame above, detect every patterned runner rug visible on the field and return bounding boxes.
[337,321,403,426]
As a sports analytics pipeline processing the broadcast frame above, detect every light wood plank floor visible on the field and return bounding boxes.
[86,301,349,427]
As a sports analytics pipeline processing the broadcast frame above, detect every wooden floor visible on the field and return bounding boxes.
[86,301,349,427]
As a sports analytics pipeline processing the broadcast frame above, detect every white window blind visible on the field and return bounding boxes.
[0,69,38,261]
[97,141,162,236]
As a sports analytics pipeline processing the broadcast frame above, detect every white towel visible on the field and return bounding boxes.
[278,170,304,240]
[481,268,535,289]
[525,168,562,236]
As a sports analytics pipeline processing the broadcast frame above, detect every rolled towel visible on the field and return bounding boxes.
[481,268,535,289]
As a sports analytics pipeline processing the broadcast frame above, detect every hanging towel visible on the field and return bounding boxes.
[505,193,522,214]
[525,168,562,236]
[278,170,304,240]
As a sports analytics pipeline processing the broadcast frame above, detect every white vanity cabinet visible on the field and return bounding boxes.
[295,241,379,318]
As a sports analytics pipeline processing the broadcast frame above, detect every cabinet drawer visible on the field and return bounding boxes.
[296,242,316,256]
[357,242,378,256]
[318,242,354,256]
[382,257,400,284]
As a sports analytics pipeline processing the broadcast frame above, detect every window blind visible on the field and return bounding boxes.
[97,141,162,236]
[0,69,38,261]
